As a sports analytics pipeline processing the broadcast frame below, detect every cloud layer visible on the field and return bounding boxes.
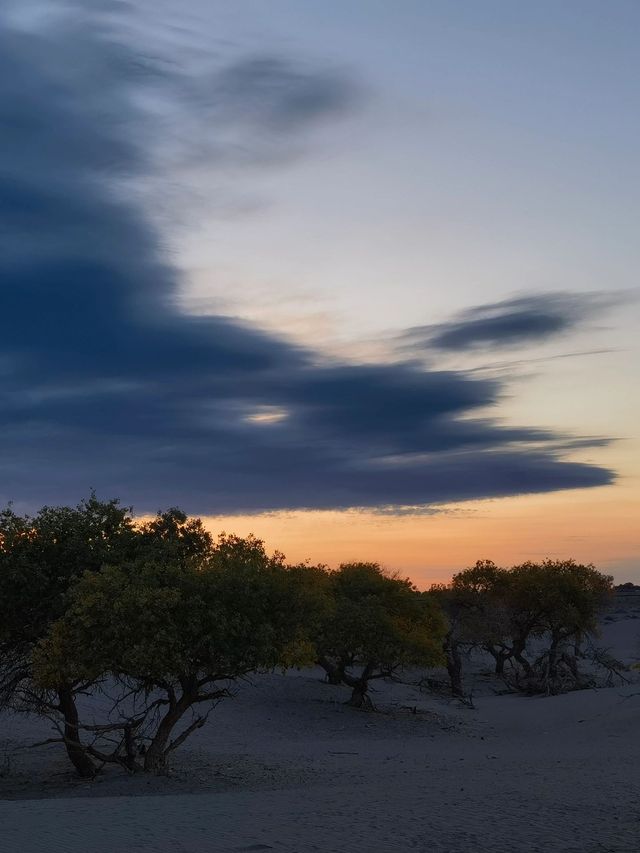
[403,293,618,352]
[0,7,614,513]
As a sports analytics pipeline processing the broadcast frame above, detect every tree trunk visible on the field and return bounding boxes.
[344,663,375,710]
[547,636,560,682]
[573,633,583,658]
[444,639,463,697]
[562,651,579,680]
[318,656,344,685]
[484,644,510,675]
[513,642,532,676]
[122,723,141,773]
[347,681,373,709]
[57,685,97,779]
[143,699,190,774]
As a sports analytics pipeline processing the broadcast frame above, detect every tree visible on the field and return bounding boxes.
[315,563,445,708]
[135,507,213,566]
[428,582,483,698]
[444,559,613,694]
[34,534,317,773]
[507,560,613,692]
[449,561,516,676]
[0,494,137,777]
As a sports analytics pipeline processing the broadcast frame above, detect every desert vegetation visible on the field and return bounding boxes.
[0,496,619,779]
[430,559,617,697]
[311,562,445,708]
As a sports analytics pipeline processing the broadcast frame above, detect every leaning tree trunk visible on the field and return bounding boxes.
[512,641,533,677]
[561,650,579,680]
[57,685,97,779]
[143,698,190,774]
[444,639,463,697]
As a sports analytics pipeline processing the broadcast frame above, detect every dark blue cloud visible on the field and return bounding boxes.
[404,293,618,352]
[0,6,614,514]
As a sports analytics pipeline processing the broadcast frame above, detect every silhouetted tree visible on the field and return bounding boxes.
[449,561,517,675]
[428,580,486,697]
[135,507,213,566]
[507,560,613,693]
[435,559,613,695]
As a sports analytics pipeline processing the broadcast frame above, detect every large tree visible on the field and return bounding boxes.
[441,559,613,694]
[0,495,137,777]
[34,534,317,773]
[450,559,561,677]
[0,498,221,776]
[507,560,613,691]
[428,577,490,698]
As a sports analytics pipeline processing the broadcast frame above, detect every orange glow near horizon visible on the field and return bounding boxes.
[194,483,639,590]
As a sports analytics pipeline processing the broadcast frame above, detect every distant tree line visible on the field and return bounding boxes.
[0,496,615,778]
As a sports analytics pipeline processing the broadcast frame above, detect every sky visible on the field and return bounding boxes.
[1,0,639,584]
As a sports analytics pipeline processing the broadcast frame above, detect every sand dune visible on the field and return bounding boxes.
[1,616,639,853]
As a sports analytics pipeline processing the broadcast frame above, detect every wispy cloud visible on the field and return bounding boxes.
[213,56,357,129]
[402,293,622,353]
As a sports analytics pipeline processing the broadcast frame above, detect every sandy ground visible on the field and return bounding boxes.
[1,617,639,853]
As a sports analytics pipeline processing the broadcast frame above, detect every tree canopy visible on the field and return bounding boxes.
[35,534,316,772]
[315,562,445,707]
[432,559,614,696]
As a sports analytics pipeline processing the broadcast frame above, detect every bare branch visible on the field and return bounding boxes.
[165,711,210,756]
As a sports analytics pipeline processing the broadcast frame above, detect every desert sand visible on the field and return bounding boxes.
[1,616,639,853]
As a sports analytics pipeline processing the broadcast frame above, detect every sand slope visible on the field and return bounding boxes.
[1,617,639,853]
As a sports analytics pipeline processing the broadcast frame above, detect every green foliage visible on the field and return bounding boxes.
[449,558,612,649]
[135,508,213,567]
[451,560,505,597]
[0,494,136,657]
[315,562,446,703]
[509,559,613,640]
[0,494,142,776]
[446,560,514,649]
[435,558,614,694]
[33,533,321,771]
[36,534,317,690]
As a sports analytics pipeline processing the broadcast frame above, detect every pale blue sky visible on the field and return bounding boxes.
[133,1,640,347]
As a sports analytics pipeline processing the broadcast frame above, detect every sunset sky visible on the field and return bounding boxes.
[2,1,638,584]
